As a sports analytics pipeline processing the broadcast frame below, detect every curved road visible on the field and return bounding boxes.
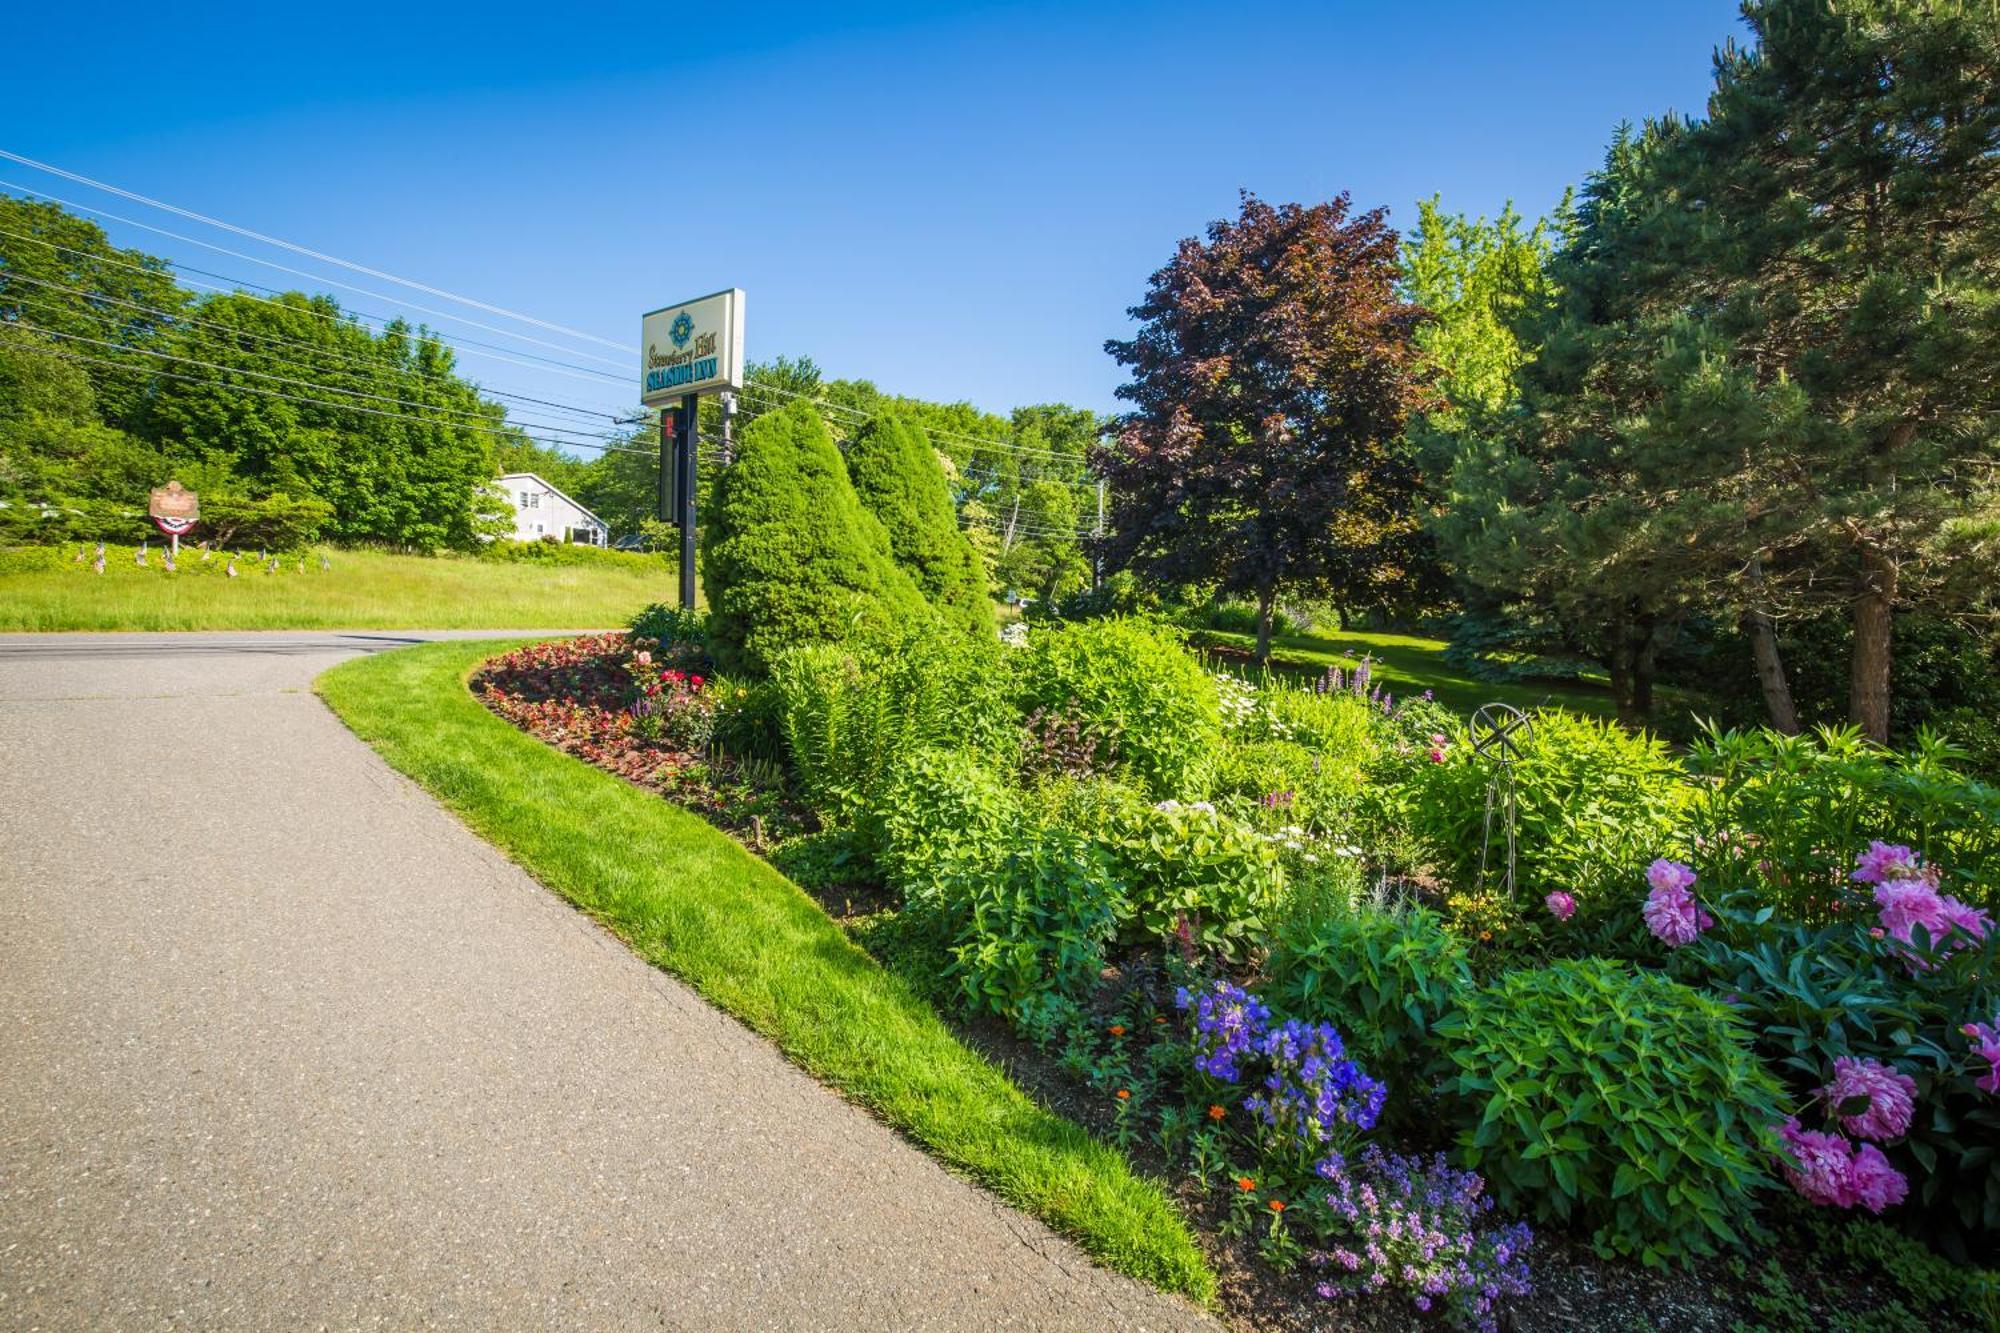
[0,631,1214,1331]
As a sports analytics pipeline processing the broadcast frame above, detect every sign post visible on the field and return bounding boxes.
[147,481,200,560]
[640,289,744,611]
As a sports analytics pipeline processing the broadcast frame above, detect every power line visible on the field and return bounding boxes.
[13,318,640,448]
[735,379,1093,468]
[0,221,633,391]
[0,180,633,371]
[5,271,634,427]
[0,149,632,353]
[2,336,658,458]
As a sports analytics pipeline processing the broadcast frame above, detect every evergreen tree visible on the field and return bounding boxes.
[845,410,995,636]
[701,398,929,673]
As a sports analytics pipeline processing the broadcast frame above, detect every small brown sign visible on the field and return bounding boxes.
[148,481,199,522]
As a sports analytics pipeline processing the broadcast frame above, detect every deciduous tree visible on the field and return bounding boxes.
[1101,193,1432,658]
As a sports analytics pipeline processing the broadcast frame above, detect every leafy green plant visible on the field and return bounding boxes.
[1210,737,1366,835]
[1687,723,2000,918]
[1264,904,1470,1109]
[1012,618,1222,798]
[1675,894,2000,1260]
[1403,708,1688,918]
[1433,958,1783,1265]
[1101,800,1284,963]
[627,602,708,653]
[770,623,1018,835]
[946,829,1128,1039]
[878,747,1020,909]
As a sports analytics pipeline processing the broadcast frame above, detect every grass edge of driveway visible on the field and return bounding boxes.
[313,637,1217,1305]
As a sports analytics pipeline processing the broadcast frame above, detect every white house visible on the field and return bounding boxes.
[491,473,608,546]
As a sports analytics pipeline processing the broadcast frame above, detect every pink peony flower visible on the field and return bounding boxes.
[1965,1018,2000,1095]
[1823,1056,1916,1142]
[1852,840,1922,886]
[1846,1143,1908,1213]
[1643,863,1712,948]
[1646,858,1696,894]
[1874,877,1947,944]
[1545,891,1577,922]
[634,650,652,666]
[1941,897,1991,943]
[1778,1117,1855,1207]
[1426,746,1446,763]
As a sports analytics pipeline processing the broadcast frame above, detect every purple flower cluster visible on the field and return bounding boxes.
[1178,981,1384,1154]
[1311,1147,1532,1333]
[1176,981,1271,1082]
[1247,1019,1387,1148]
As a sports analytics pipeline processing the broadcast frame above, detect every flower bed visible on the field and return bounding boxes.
[473,616,2000,1331]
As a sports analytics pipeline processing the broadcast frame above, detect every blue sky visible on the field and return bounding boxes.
[2,2,1744,430]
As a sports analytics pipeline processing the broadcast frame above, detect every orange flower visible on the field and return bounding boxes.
[1207,1104,1226,1121]
[1108,1024,1127,1037]
[1236,1176,1256,1193]
[1115,1088,1131,1100]
[1154,1015,1167,1024]
[1268,1199,1286,1213]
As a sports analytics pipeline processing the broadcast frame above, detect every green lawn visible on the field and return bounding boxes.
[0,545,675,631]
[1195,625,1625,717]
[314,639,1215,1304]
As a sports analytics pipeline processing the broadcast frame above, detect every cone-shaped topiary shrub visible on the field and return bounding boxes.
[701,398,929,673]
[845,411,995,637]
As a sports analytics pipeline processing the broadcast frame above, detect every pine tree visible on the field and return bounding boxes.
[845,411,995,637]
[701,398,929,674]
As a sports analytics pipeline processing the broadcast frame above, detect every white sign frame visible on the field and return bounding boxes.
[640,288,744,404]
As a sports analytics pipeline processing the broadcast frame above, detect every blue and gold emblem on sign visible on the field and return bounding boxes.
[669,311,695,348]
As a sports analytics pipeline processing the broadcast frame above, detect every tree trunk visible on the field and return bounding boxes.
[1254,584,1278,665]
[1742,554,1798,734]
[1606,611,1634,724]
[1629,614,1662,724]
[1850,541,1897,744]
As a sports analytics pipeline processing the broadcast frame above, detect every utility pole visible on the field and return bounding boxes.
[1092,476,1107,591]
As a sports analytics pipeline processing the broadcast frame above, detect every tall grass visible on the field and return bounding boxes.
[0,545,674,631]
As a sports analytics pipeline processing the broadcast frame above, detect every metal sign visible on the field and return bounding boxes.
[147,481,199,537]
[640,288,744,404]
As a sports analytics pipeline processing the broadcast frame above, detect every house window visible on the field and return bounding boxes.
[523,492,539,509]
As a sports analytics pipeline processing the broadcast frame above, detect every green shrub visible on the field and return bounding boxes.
[1265,905,1470,1107]
[879,748,1020,909]
[1433,958,1783,1265]
[1403,708,1688,916]
[771,623,1018,834]
[1257,681,1382,763]
[699,398,929,674]
[1013,618,1221,798]
[845,411,995,638]
[1203,599,1299,639]
[0,492,333,549]
[947,828,1127,1042]
[1675,901,2000,1261]
[627,602,707,648]
[1211,737,1367,835]
[1101,799,1284,963]
[1687,724,2000,917]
